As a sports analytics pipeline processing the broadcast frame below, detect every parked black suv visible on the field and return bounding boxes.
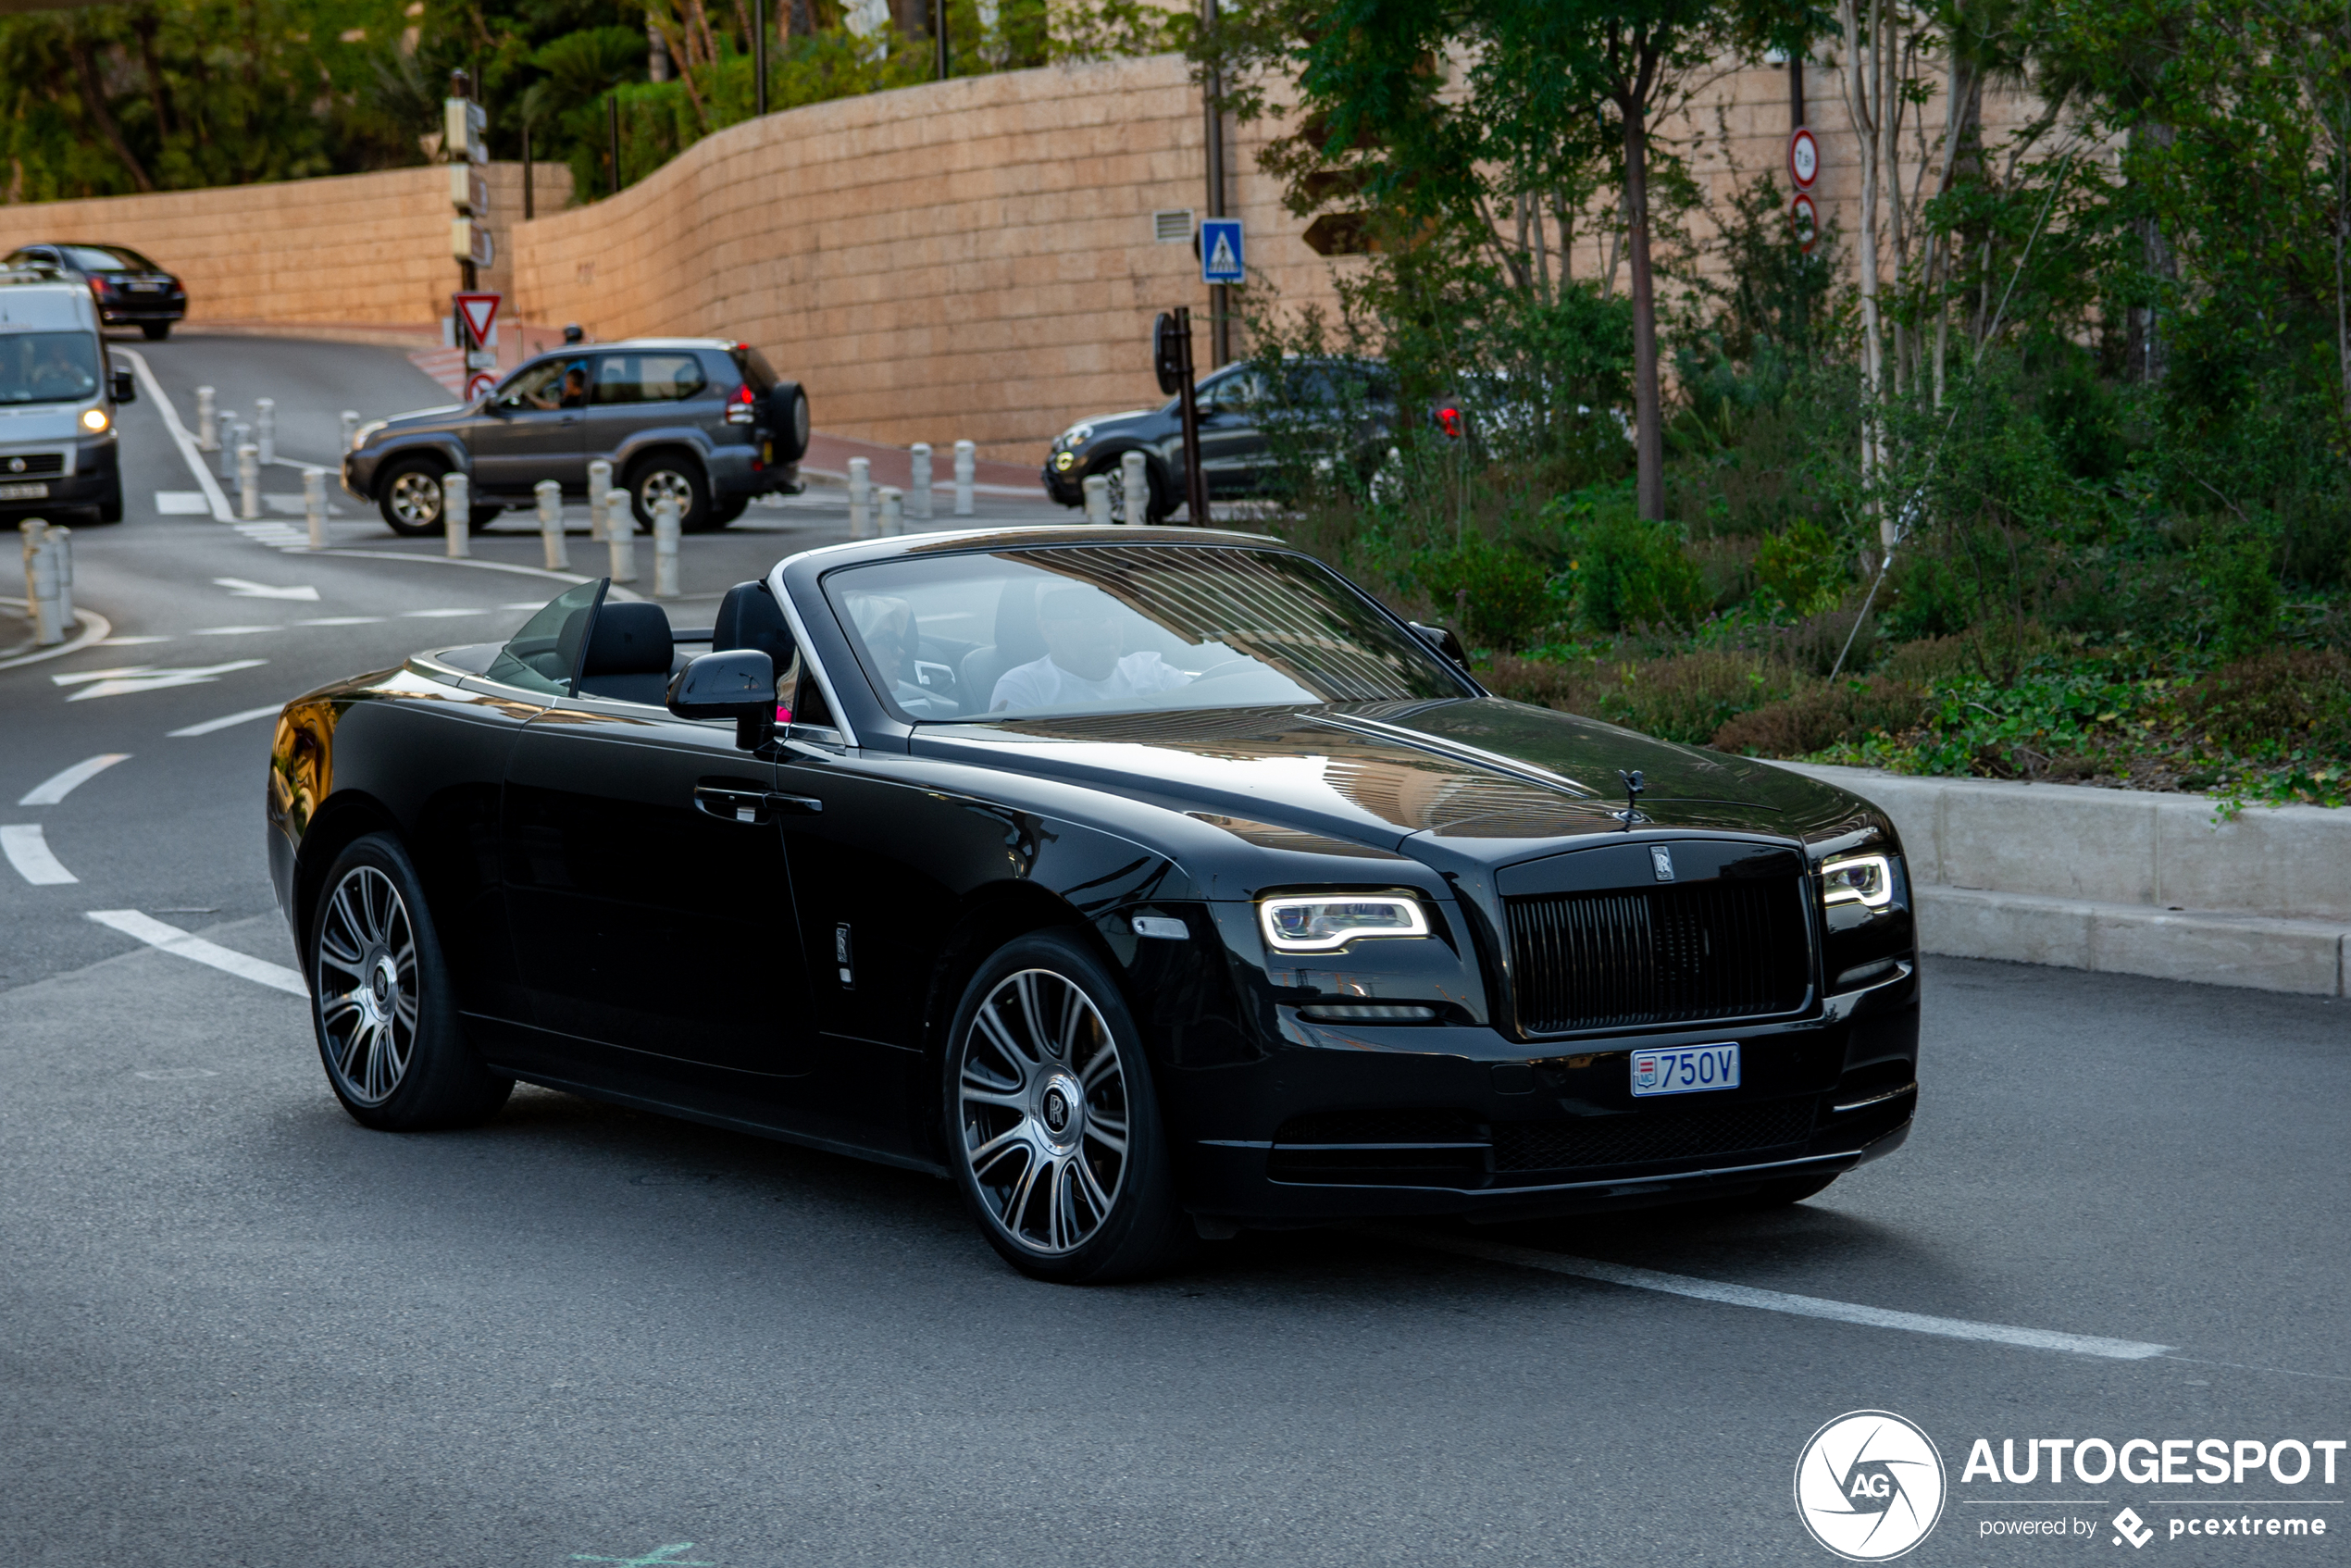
[0,243,186,340]
[342,337,811,536]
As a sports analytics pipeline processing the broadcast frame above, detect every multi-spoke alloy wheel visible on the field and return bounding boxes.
[383,467,442,530]
[640,468,695,520]
[315,865,418,1107]
[957,967,1131,1256]
[306,833,511,1131]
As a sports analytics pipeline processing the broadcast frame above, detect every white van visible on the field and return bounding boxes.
[0,267,134,524]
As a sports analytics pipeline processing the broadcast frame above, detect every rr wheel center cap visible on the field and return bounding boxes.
[359,950,398,1027]
[1037,1071,1083,1149]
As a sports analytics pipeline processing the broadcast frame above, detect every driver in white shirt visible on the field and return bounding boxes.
[990,587,1194,714]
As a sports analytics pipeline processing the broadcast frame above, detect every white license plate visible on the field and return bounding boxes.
[0,481,48,500]
[1631,1043,1740,1097]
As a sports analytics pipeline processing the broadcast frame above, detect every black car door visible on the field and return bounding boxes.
[499,682,815,1092]
[1194,367,1269,494]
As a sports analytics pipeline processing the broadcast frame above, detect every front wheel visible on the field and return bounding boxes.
[944,930,1192,1283]
[141,322,170,341]
[377,458,445,536]
[308,833,512,1131]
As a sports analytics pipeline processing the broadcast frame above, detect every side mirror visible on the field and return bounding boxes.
[110,367,136,404]
[667,648,777,749]
[1409,620,1470,670]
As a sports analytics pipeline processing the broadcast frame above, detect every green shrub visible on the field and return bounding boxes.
[2183,650,2351,753]
[1484,650,1793,745]
[1403,535,1561,650]
[2192,524,2282,657]
[1549,487,1709,632]
[1710,677,1929,757]
[1755,518,1848,615]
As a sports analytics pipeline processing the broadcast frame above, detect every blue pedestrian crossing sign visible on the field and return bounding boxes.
[1200,218,1245,284]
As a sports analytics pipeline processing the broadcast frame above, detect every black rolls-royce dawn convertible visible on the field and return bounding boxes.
[266,527,1919,1282]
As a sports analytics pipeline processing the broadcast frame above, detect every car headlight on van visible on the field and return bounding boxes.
[1820,852,1895,908]
[1261,894,1430,952]
[81,407,108,432]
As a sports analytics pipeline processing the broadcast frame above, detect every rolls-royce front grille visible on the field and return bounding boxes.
[1505,877,1810,1034]
[1490,1097,1816,1172]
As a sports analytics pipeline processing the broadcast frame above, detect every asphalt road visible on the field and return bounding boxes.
[3,335,2345,1568]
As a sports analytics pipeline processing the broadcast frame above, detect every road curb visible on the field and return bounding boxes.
[0,602,115,672]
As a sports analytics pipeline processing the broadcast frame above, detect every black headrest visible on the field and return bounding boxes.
[580,600,673,678]
[712,580,795,669]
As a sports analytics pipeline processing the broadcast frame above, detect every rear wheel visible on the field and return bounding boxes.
[468,504,503,532]
[945,930,1192,1283]
[308,833,512,1131]
[141,322,170,341]
[627,454,710,533]
[378,458,445,536]
[704,494,748,528]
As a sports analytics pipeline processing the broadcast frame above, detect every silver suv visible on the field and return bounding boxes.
[342,338,811,536]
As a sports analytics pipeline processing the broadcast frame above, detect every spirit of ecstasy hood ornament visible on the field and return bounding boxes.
[1615,768,1646,828]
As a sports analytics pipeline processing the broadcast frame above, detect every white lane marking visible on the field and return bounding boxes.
[403,607,488,618]
[155,491,211,515]
[190,625,279,637]
[19,753,131,806]
[54,659,267,702]
[97,635,171,646]
[1374,1229,2175,1361]
[214,577,319,602]
[169,705,282,738]
[119,347,232,522]
[295,616,382,627]
[86,909,308,997]
[0,600,112,673]
[1,825,77,885]
[500,601,549,609]
[134,1067,219,1081]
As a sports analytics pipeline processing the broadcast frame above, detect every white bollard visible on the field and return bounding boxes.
[878,486,903,536]
[605,490,637,583]
[196,387,218,453]
[304,469,327,549]
[652,496,681,598]
[847,456,871,540]
[50,524,71,626]
[19,520,61,646]
[237,442,260,520]
[442,470,471,558]
[340,411,359,454]
[909,443,934,521]
[953,440,976,516]
[255,398,276,466]
[587,459,613,542]
[1120,450,1150,525]
[535,479,568,569]
[1082,472,1112,527]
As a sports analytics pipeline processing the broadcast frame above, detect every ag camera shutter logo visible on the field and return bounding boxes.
[1795,1411,1947,1561]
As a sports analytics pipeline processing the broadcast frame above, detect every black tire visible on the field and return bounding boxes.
[766,380,810,463]
[626,453,711,533]
[1092,454,1166,525]
[141,321,170,341]
[468,504,503,532]
[943,929,1193,1284]
[377,456,446,536]
[307,833,512,1132]
[704,494,748,527]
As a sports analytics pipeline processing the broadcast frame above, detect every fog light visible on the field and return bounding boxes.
[81,407,108,432]
[1052,451,1076,472]
[1297,1003,1437,1023]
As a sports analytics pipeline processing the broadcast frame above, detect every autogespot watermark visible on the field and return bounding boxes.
[1795,1413,2345,1557]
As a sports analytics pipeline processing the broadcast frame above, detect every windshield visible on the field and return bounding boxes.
[61,245,154,272]
[0,331,100,405]
[823,544,1465,724]
[485,579,604,695]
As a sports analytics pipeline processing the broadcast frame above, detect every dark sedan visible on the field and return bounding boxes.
[1043,358,1465,522]
[1,243,185,339]
[266,528,1919,1283]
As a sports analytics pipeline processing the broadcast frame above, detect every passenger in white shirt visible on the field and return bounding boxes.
[990,587,1194,714]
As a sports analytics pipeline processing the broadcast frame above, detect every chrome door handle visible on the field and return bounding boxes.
[765,793,823,815]
[692,785,770,824]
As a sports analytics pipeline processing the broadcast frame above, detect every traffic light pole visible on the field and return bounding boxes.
[1201,0,1228,368]
[1175,308,1207,525]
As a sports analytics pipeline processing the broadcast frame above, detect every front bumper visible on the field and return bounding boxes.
[1041,458,1083,506]
[1163,964,1922,1226]
[0,438,117,516]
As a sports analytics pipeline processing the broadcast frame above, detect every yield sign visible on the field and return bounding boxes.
[454,292,500,345]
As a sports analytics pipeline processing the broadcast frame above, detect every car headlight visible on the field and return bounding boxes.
[1058,423,1093,449]
[1260,894,1430,952]
[351,419,387,451]
[1820,852,1895,908]
[81,406,108,432]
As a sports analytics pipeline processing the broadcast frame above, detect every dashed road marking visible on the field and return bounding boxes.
[1,825,77,885]
[96,635,171,646]
[169,705,283,738]
[214,577,318,601]
[191,625,279,637]
[19,753,131,806]
[155,491,212,515]
[295,616,383,627]
[403,607,488,617]
[85,909,307,996]
[1365,1227,2176,1361]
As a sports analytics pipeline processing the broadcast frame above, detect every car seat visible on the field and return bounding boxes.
[575,600,674,704]
[957,579,1045,714]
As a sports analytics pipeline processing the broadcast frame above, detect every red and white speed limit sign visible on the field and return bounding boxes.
[465,370,497,402]
[1788,126,1820,190]
[1791,192,1820,253]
